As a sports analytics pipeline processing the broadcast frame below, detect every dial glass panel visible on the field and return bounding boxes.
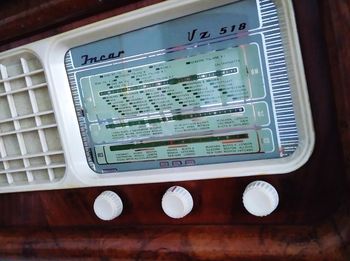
[64,0,299,173]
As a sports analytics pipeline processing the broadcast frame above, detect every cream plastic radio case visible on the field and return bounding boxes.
[0,0,314,193]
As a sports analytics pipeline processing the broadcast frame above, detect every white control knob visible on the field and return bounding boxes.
[162,186,193,219]
[243,181,279,217]
[93,191,123,221]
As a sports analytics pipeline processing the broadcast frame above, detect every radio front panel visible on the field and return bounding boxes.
[0,0,314,192]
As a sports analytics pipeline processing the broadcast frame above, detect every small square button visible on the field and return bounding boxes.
[172,161,182,167]
[185,159,196,165]
[160,161,169,168]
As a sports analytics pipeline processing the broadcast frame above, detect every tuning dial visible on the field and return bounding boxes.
[243,181,279,217]
[162,186,193,219]
[93,191,123,221]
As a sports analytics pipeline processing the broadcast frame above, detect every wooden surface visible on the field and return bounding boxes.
[0,0,349,260]
[0,0,144,48]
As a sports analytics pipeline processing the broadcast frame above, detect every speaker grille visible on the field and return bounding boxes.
[0,52,65,187]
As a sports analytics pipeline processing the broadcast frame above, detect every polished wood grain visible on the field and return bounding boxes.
[0,0,165,52]
[0,0,349,260]
[0,0,146,47]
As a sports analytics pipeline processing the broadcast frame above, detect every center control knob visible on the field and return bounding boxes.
[242,181,279,217]
[162,186,194,219]
[93,190,123,221]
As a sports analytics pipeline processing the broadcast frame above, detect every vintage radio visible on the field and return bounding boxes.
[0,0,348,260]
